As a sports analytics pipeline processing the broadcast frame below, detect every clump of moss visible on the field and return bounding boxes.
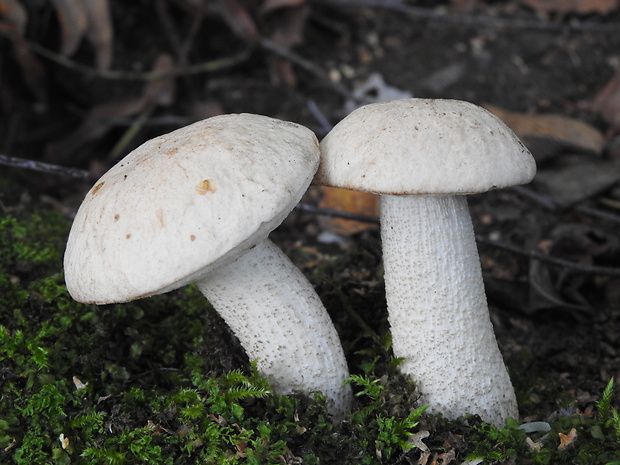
[1,210,620,464]
[0,211,430,464]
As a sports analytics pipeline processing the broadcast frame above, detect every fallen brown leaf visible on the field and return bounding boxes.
[215,0,259,42]
[0,7,47,101]
[521,0,620,15]
[263,1,309,85]
[558,427,577,450]
[319,186,379,235]
[589,67,620,131]
[262,0,306,11]
[46,54,176,161]
[486,104,605,161]
[48,0,114,69]
[533,157,620,208]
[0,0,27,34]
[48,0,88,57]
[83,0,114,70]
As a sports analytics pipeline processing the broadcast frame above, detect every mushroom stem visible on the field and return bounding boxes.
[196,239,352,420]
[380,194,518,426]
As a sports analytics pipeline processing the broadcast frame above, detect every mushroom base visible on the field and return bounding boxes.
[196,239,352,421]
[380,194,518,427]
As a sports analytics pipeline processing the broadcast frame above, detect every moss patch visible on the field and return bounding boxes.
[1,210,619,464]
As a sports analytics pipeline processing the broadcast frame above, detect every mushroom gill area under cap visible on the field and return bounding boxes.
[64,114,320,304]
[315,98,536,195]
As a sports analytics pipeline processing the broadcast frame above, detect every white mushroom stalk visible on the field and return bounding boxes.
[196,239,351,416]
[316,98,537,426]
[64,114,352,420]
[381,194,517,426]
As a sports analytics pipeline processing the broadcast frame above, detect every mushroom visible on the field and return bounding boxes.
[64,113,352,419]
[315,98,536,426]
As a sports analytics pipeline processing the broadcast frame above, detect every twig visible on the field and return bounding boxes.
[0,154,96,180]
[510,186,558,210]
[295,202,620,277]
[511,186,620,224]
[475,234,620,277]
[321,0,620,33]
[575,204,620,225]
[27,41,252,81]
[27,35,354,101]
[257,37,356,101]
[307,100,334,136]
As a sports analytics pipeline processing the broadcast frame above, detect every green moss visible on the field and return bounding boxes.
[1,210,620,464]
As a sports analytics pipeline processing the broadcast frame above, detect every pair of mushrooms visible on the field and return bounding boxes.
[64,98,536,426]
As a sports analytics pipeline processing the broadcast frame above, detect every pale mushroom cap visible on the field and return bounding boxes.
[316,98,536,195]
[64,114,320,304]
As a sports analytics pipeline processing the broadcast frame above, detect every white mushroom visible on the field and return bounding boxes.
[315,98,536,426]
[64,114,352,419]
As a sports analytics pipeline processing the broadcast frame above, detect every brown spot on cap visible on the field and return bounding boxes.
[190,235,196,241]
[91,182,105,194]
[114,214,120,221]
[156,209,165,228]
[126,233,132,239]
[195,179,216,195]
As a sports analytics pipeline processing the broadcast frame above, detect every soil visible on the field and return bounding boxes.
[2,0,620,421]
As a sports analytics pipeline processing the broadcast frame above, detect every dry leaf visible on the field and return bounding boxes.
[525,437,544,451]
[264,2,309,85]
[262,0,306,12]
[450,0,478,14]
[408,430,430,452]
[558,427,577,449]
[83,0,114,70]
[72,376,88,390]
[48,0,88,56]
[58,433,70,450]
[589,67,620,130]
[48,0,114,69]
[533,158,620,208]
[521,0,619,15]
[434,448,456,464]
[486,104,605,161]
[46,54,176,160]
[0,7,47,101]
[142,54,177,106]
[0,0,27,34]
[319,186,379,235]
[215,0,259,42]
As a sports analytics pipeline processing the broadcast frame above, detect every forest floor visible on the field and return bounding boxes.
[2,1,620,463]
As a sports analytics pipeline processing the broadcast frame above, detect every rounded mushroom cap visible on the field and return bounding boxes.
[64,114,320,304]
[316,98,536,195]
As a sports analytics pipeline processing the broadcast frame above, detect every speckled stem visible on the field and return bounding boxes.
[380,194,518,426]
[196,239,352,421]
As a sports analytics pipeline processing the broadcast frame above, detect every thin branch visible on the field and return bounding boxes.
[27,35,354,101]
[257,37,356,101]
[27,41,252,81]
[0,154,96,180]
[511,186,620,225]
[475,234,620,277]
[321,0,620,33]
[510,186,558,211]
[295,202,620,277]
[575,204,620,225]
